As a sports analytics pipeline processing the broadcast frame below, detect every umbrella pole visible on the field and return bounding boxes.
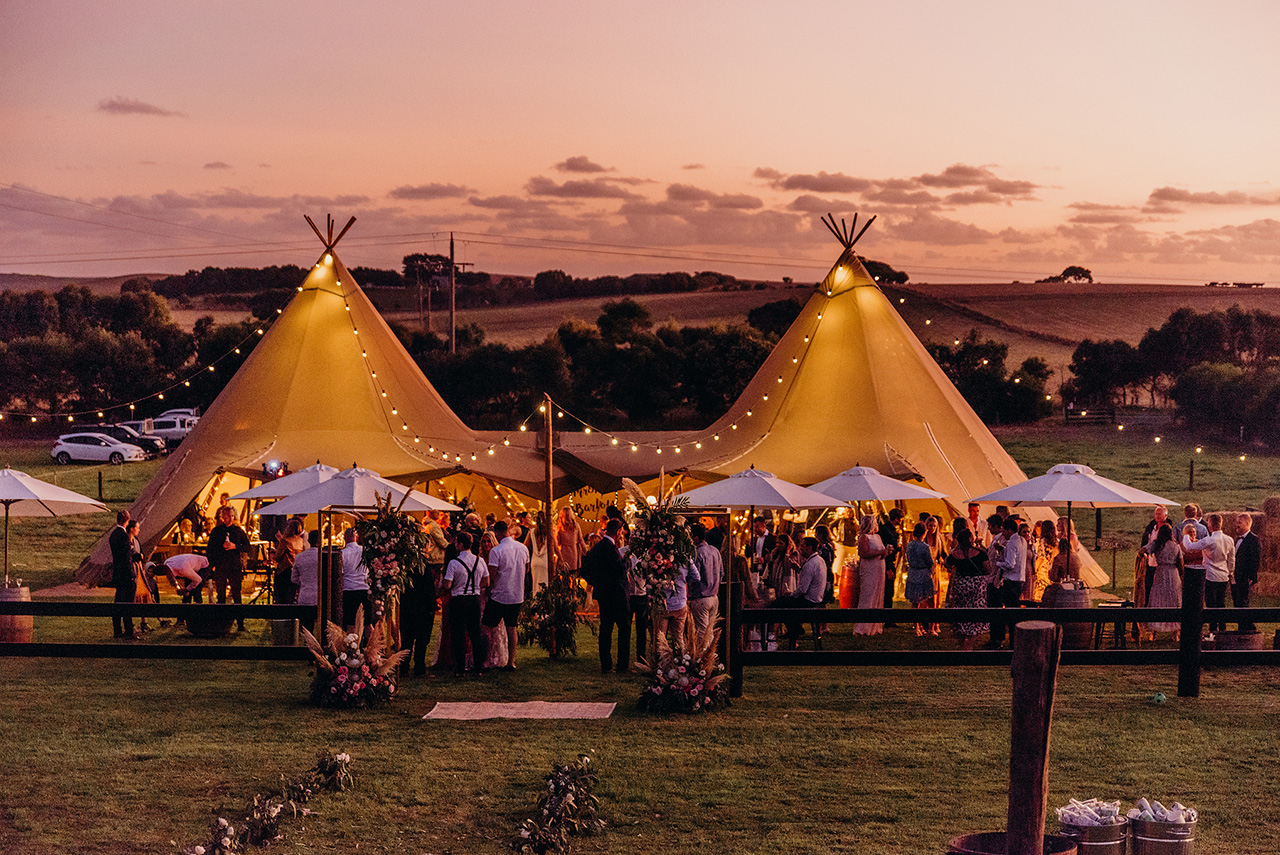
[3,501,9,587]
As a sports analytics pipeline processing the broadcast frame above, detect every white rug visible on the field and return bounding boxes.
[423,701,616,720]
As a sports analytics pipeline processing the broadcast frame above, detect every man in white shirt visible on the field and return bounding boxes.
[986,517,1026,648]
[340,528,369,630]
[163,552,210,604]
[773,537,826,648]
[484,520,530,671]
[688,523,723,653]
[440,531,489,676]
[1183,512,1236,635]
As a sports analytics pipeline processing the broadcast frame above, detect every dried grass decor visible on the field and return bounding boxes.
[301,606,408,708]
[635,629,730,714]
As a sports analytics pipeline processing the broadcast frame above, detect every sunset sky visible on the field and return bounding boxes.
[3,1,1278,284]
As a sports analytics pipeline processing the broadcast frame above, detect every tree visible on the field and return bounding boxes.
[863,259,909,284]
[1061,266,1093,283]
[401,254,450,285]
[1068,339,1140,405]
[597,298,652,345]
[533,270,572,301]
[746,297,804,339]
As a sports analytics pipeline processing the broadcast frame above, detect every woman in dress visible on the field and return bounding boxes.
[903,523,936,636]
[477,531,507,669]
[1142,523,1183,640]
[854,514,887,635]
[272,517,306,605]
[944,528,990,650]
[555,507,588,574]
[923,516,947,611]
[764,534,799,599]
[1032,519,1057,601]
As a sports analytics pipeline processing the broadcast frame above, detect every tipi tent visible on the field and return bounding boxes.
[79,218,556,579]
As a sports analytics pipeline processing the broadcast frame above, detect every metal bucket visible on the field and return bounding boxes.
[1215,630,1262,650]
[1059,818,1127,855]
[271,618,298,646]
[1128,818,1195,855]
[947,832,1077,854]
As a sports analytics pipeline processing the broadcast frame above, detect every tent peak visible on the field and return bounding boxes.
[820,212,876,250]
[304,213,357,252]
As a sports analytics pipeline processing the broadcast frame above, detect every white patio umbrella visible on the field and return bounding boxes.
[230,462,340,502]
[260,466,460,516]
[968,463,1178,588]
[0,467,110,585]
[808,465,949,504]
[674,467,848,510]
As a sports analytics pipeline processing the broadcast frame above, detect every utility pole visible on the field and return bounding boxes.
[449,233,456,354]
[415,267,425,335]
[544,393,557,574]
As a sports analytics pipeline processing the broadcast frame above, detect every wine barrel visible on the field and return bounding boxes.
[1041,583,1094,650]
[0,587,33,643]
[947,832,1076,854]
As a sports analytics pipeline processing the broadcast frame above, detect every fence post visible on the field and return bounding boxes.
[1178,565,1206,698]
[1007,620,1061,855]
[728,580,744,698]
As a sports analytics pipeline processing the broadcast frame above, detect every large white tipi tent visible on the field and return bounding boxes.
[79,218,555,580]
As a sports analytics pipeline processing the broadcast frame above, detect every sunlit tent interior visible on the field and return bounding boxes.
[79,214,1105,587]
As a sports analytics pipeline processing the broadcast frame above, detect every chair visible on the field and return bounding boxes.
[1094,600,1133,649]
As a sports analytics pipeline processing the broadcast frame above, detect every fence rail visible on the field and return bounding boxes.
[724,571,1277,699]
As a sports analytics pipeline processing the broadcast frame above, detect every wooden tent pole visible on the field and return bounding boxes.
[544,393,557,573]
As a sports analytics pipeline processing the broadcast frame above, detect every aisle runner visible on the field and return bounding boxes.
[424,701,616,720]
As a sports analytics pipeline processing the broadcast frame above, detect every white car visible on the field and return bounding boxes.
[51,432,148,465]
[158,408,199,419]
[122,416,198,444]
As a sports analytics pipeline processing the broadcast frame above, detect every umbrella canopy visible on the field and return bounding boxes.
[967,463,1177,508]
[808,465,949,504]
[0,467,111,583]
[260,466,460,516]
[230,462,340,501]
[674,467,846,510]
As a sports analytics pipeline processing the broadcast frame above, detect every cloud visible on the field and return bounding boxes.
[682,163,706,170]
[525,176,641,200]
[467,194,556,215]
[916,164,1037,200]
[116,189,373,211]
[1066,202,1142,225]
[759,169,871,194]
[665,184,762,209]
[887,212,995,245]
[96,96,185,118]
[554,155,612,173]
[1147,186,1280,206]
[786,194,849,213]
[203,162,232,170]
[998,227,1043,245]
[388,183,471,201]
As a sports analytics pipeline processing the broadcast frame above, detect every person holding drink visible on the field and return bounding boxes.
[207,505,252,630]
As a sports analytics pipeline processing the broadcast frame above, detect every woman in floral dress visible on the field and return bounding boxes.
[944,528,990,650]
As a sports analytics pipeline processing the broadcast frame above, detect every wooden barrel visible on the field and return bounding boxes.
[948,832,1076,854]
[0,587,33,643]
[1040,584,1094,650]
[1059,818,1127,855]
[1216,630,1264,650]
[838,561,856,609]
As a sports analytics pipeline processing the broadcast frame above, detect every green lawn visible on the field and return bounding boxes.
[3,428,1280,853]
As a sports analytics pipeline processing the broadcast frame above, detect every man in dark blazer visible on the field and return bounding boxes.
[1233,513,1261,632]
[584,518,629,674]
[108,510,135,639]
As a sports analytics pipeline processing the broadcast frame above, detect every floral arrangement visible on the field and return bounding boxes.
[301,608,408,707]
[636,631,730,714]
[354,493,433,624]
[512,753,605,854]
[178,749,354,855]
[621,478,694,607]
[520,568,589,658]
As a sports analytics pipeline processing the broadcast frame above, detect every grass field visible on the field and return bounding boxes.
[3,426,1280,853]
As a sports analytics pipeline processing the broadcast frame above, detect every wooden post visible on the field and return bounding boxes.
[1007,619,1061,855]
[98,471,103,501]
[1178,565,1206,698]
[728,580,744,698]
[543,394,557,574]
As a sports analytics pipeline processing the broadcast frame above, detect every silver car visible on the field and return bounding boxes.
[51,432,148,465]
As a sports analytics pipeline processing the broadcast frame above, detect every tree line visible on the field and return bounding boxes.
[1066,305,1280,440]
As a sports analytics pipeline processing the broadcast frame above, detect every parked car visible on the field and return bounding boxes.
[122,416,198,444]
[85,424,166,457]
[158,408,200,419]
[51,433,148,465]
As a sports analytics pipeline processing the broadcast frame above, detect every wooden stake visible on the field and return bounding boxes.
[1007,619,1061,855]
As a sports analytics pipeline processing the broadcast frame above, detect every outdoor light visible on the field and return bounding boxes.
[955,339,960,345]
[557,411,563,418]
[391,408,397,414]
[401,424,407,430]
[777,376,783,383]
[324,253,332,265]
[67,416,73,422]
[793,357,798,363]
[731,424,738,430]
[97,411,103,417]
[610,438,618,445]
[763,395,769,401]
[208,366,215,372]
[129,404,135,410]
[1118,425,1125,431]
[539,405,546,413]
[747,410,753,416]
[1196,446,1203,453]
[925,319,931,325]
[353,328,359,335]
[371,371,376,378]
[30,416,36,422]
[804,336,810,342]
[695,442,702,449]
[184,381,190,387]
[713,434,720,441]
[1155,437,1162,443]
[256,329,263,334]
[674,447,681,453]
[428,446,435,452]
[503,439,510,446]
[584,427,591,434]
[380,391,386,397]
[414,436,420,443]
[817,313,823,319]
[299,286,305,292]
[899,298,905,303]
[1014,378,1020,383]
[276,309,282,314]
[519,425,527,432]
[1240,455,1247,461]
[656,448,662,454]
[631,445,638,452]
[362,351,367,357]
